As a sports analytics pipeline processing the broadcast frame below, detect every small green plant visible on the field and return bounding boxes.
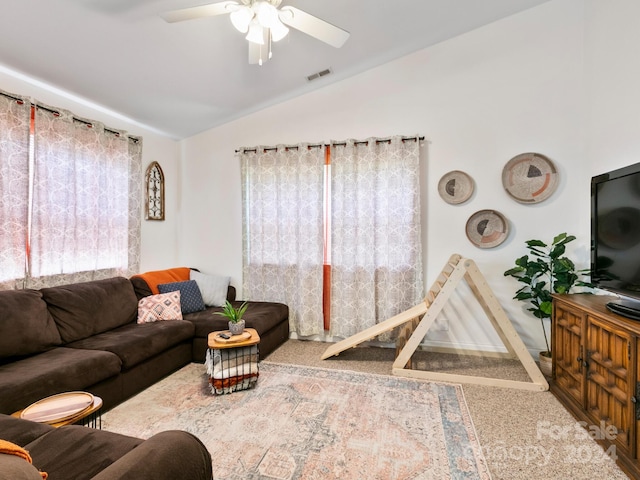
[213,300,249,323]
[504,232,592,354]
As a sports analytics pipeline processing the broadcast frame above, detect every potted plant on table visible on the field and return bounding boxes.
[503,233,592,376]
[214,300,249,335]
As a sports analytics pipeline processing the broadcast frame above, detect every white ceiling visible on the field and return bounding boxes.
[0,0,550,139]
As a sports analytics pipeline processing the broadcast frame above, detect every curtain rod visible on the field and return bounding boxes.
[0,90,140,143]
[235,136,425,154]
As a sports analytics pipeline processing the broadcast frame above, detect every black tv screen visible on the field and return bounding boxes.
[591,161,640,318]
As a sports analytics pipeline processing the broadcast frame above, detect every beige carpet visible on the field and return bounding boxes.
[268,340,629,480]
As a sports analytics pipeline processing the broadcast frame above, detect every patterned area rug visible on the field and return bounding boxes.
[102,362,491,480]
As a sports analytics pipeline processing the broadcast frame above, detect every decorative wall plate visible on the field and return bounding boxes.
[465,210,509,248]
[438,170,474,204]
[502,153,558,204]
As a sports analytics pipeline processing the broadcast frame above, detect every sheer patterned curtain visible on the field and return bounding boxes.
[329,136,424,339]
[240,144,325,336]
[28,107,141,288]
[0,92,30,290]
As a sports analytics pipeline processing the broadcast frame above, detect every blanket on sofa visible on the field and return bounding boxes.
[130,267,190,294]
[0,439,47,479]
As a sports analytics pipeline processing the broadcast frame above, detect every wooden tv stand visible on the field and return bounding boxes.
[552,293,640,478]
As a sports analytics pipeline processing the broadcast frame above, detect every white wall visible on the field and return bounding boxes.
[585,0,640,175]
[0,70,181,272]
[180,0,640,355]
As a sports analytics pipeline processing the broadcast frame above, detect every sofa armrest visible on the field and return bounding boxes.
[226,285,236,302]
[0,414,55,447]
[90,430,212,480]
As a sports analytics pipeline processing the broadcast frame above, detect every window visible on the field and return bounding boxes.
[0,94,30,289]
[0,91,142,289]
[240,136,424,338]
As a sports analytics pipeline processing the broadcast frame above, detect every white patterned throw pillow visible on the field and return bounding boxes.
[137,291,183,324]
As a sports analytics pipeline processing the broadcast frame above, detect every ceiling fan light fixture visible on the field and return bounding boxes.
[254,1,278,28]
[277,8,293,23]
[270,20,289,42]
[230,6,253,33]
[246,21,265,45]
[162,0,350,66]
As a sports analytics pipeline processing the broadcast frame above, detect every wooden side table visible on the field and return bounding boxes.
[12,393,103,428]
[207,328,260,394]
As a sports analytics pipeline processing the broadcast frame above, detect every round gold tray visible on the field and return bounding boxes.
[214,331,251,344]
[20,391,95,424]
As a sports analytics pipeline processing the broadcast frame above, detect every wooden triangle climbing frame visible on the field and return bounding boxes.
[321,254,549,392]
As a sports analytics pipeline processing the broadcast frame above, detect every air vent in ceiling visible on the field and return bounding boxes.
[306,68,332,82]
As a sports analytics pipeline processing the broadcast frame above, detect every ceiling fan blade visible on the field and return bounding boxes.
[161,1,238,23]
[279,6,349,48]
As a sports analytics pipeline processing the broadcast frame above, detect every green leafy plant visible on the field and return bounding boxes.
[213,300,249,323]
[504,232,592,354]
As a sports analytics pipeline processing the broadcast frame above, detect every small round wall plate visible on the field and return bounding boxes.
[466,210,509,248]
[502,153,558,204]
[438,170,474,204]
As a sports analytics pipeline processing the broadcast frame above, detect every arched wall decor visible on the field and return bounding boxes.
[145,161,165,221]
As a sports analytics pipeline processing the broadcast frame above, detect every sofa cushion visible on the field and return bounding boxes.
[41,277,138,343]
[190,270,230,307]
[0,415,54,447]
[0,289,61,360]
[25,425,143,480]
[92,431,213,480]
[65,320,195,370]
[184,301,289,338]
[137,292,183,323]
[0,451,44,480]
[158,280,206,314]
[0,348,122,415]
[130,267,190,295]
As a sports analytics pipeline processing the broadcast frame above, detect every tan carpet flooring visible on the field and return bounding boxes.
[267,339,630,480]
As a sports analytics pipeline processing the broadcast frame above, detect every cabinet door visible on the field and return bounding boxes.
[586,316,632,454]
[636,342,640,461]
[553,301,585,406]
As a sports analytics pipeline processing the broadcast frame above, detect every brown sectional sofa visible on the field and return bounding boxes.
[0,413,212,480]
[130,271,290,363]
[0,270,289,479]
[0,272,289,415]
[0,277,195,415]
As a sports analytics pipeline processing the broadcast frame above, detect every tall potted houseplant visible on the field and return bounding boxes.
[504,233,592,375]
[214,300,249,335]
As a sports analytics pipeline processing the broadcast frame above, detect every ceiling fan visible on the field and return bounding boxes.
[161,0,350,65]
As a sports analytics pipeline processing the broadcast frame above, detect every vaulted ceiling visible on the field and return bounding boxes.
[0,0,550,139]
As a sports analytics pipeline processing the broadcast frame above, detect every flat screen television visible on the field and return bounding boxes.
[591,161,640,319]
